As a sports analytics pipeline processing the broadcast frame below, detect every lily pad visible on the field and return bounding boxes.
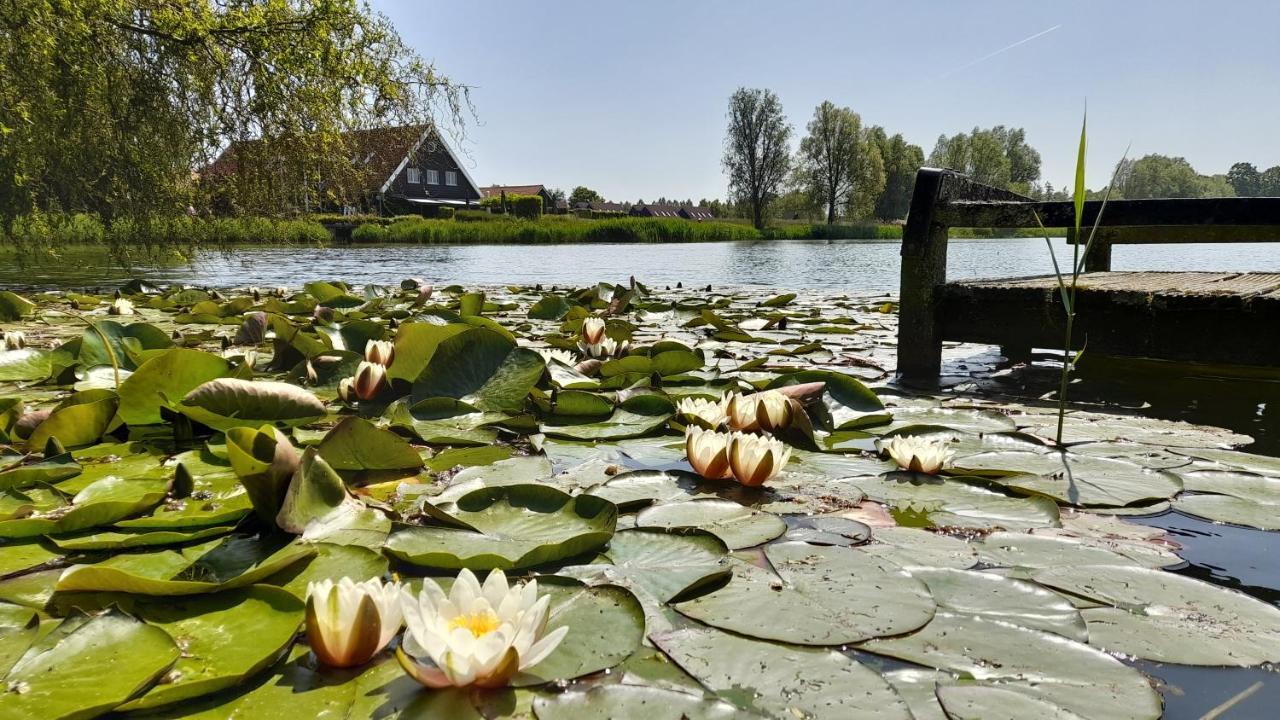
[412,327,544,412]
[561,528,731,602]
[977,530,1182,570]
[177,378,326,431]
[675,541,935,644]
[907,567,1087,641]
[1173,493,1280,530]
[952,451,1182,507]
[852,472,1061,530]
[635,500,786,550]
[514,580,644,685]
[385,484,617,570]
[532,684,749,720]
[859,526,978,569]
[26,389,119,451]
[117,348,231,425]
[315,417,424,472]
[1031,563,1280,666]
[0,474,168,539]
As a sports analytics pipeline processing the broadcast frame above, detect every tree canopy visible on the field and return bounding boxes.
[1115,155,1237,199]
[722,88,792,230]
[794,102,884,224]
[0,0,468,221]
[569,186,602,206]
[926,126,1041,194]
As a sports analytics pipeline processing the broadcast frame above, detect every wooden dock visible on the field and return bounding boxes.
[897,169,1280,385]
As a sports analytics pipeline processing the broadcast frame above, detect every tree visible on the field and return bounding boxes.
[0,0,468,221]
[568,187,600,206]
[874,133,924,220]
[1227,162,1261,197]
[722,88,792,230]
[794,102,878,224]
[1121,155,1209,198]
[927,127,1039,193]
[1262,166,1280,196]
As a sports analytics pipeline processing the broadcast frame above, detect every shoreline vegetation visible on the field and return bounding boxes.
[0,212,1064,254]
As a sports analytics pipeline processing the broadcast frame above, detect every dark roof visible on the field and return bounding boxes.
[577,200,628,212]
[205,124,438,196]
[481,184,547,198]
[683,206,716,220]
[633,203,685,217]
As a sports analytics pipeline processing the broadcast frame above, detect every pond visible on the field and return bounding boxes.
[0,261,1278,719]
[4,238,1280,290]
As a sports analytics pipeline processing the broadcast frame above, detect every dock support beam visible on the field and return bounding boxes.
[897,170,950,387]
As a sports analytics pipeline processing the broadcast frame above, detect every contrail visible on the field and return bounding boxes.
[939,24,1063,79]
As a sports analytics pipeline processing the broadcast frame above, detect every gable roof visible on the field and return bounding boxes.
[205,124,478,199]
[481,184,547,198]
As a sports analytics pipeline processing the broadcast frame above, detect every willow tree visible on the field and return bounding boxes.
[722,88,791,230]
[0,0,469,221]
[795,102,885,224]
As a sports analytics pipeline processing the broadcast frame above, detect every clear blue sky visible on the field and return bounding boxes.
[377,1,1280,201]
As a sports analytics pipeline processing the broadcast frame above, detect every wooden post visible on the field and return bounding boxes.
[1083,229,1113,272]
[898,169,950,386]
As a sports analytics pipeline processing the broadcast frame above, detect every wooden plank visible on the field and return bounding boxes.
[1085,225,1280,245]
[953,272,1280,298]
[937,196,1280,232]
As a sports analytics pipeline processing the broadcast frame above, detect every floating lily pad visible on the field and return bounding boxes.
[936,684,1091,720]
[0,474,168,539]
[315,417,423,472]
[1174,494,1280,530]
[178,378,326,431]
[561,528,730,602]
[117,348,231,425]
[908,567,1087,641]
[26,389,119,451]
[635,500,786,550]
[0,348,53,382]
[532,685,750,720]
[783,516,871,546]
[953,451,1183,507]
[514,580,644,685]
[859,526,978,569]
[1031,564,1280,666]
[412,327,544,412]
[385,484,617,570]
[852,473,1060,530]
[860,612,1162,720]
[977,530,1181,569]
[2,609,180,719]
[653,626,912,720]
[675,541,935,644]
[48,525,233,551]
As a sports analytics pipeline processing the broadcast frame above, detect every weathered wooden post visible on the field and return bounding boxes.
[897,169,951,386]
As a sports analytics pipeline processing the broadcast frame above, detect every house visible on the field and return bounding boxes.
[480,184,555,213]
[630,203,717,221]
[205,124,481,216]
[575,200,629,214]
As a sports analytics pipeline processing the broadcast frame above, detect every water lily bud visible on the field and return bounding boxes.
[351,361,387,401]
[108,297,135,316]
[398,569,568,689]
[578,336,625,359]
[338,377,355,403]
[536,348,576,366]
[4,330,25,350]
[581,317,607,345]
[364,339,395,367]
[882,436,954,475]
[676,396,729,429]
[727,432,792,487]
[274,286,288,298]
[725,393,761,432]
[313,305,335,324]
[417,285,434,302]
[754,390,795,433]
[251,287,261,301]
[306,577,404,668]
[685,425,734,480]
[305,360,319,385]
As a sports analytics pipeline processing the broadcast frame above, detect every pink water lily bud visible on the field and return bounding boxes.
[685,425,734,480]
[728,432,792,487]
[398,569,568,689]
[364,339,395,366]
[306,577,404,668]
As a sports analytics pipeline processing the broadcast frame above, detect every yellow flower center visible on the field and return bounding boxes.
[448,610,502,637]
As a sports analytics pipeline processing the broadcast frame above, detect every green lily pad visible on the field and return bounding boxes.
[560,528,731,602]
[0,474,168,539]
[1031,564,1280,666]
[977,530,1181,569]
[48,525,233,551]
[385,322,471,383]
[653,626,912,720]
[860,526,979,569]
[276,447,390,546]
[936,684,1091,720]
[412,327,544,412]
[908,567,1087,641]
[0,452,81,493]
[0,290,35,320]
[0,349,53,382]
[1173,494,1280,530]
[952,451,1183,507]
[26,389,119,451]
[269,542,389,600]
[540,407,672,441]
[514,580,644,685]
[315,417,423,472]
[675,541,935,644]
[584,470,716,511]
[2,609,180,720]
[860,612,1162,720]
[634,500,786,550]
[852,473,1061,530]
[532,685,750,720]
[117,348,231,425]
[177,378,326,431]
[385,484,617,570]
[78,320,173,371]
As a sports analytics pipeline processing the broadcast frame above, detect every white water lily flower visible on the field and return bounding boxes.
[536,348,576,366]
[578,336,626,359]
[676,395,730,429]
[883,435,954,475]
[364,339,395,366]
[3,330,25,350]
[108,298,135,316]
[753,390,795,433]
[685,425,734,480]
[724,393,761,432]
[305,577,404,668]
[398,569,568,689]
[727,432,792,487]
[580,317,607,345]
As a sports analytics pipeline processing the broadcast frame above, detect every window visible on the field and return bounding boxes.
[426,169,440,184]
[445,171,458,186]
[406,167,421,184]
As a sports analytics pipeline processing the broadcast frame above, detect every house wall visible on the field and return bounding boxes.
[385,140,480,204]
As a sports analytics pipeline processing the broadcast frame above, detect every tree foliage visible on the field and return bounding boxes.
[794,102,884,224]
[0,0,469,221]
[1226,162,1261,197]
[569,186,602,206]
[722,88,791,230]
[873,132,925,221]
[1117,155,1236,199]
[927,126,1041,193]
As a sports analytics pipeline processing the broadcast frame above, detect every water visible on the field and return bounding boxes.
[6,238,1280,290]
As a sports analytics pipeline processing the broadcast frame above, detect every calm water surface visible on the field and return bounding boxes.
[5,238,1280,290]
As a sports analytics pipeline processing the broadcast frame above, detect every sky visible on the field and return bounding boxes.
[377,1,1280,202]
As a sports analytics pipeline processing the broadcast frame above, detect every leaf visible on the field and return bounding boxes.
[26,389,119,451]
[951,451,1182,507]
[0,349,53,382]
[225,424,300,523]
[852,472,1061,530]
[277,448,389,546]
[412,328,544,412]
[315,417,424,471]
[78,320,173,371]
[117,348,231,425]
[385,322,471,383]
[1031,563,1280,666]
[936,684,1090,720]
[0,290,35,321]
[675,541,935,644]
[635,500,786,550]
[908,567,1087,641]
[976,530,1180,570]
[541,407,673,441]
[532,685,750,720]
[385,484,616,570]
[860,612,1162,720]
[0,474,168,539]
[560,528,731,602]
[47,525,233,551]
[513,581,644,685]
[178,378,326,431]
[2,609,180,720]
[653,626,913,720]
[528,294,572,320]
